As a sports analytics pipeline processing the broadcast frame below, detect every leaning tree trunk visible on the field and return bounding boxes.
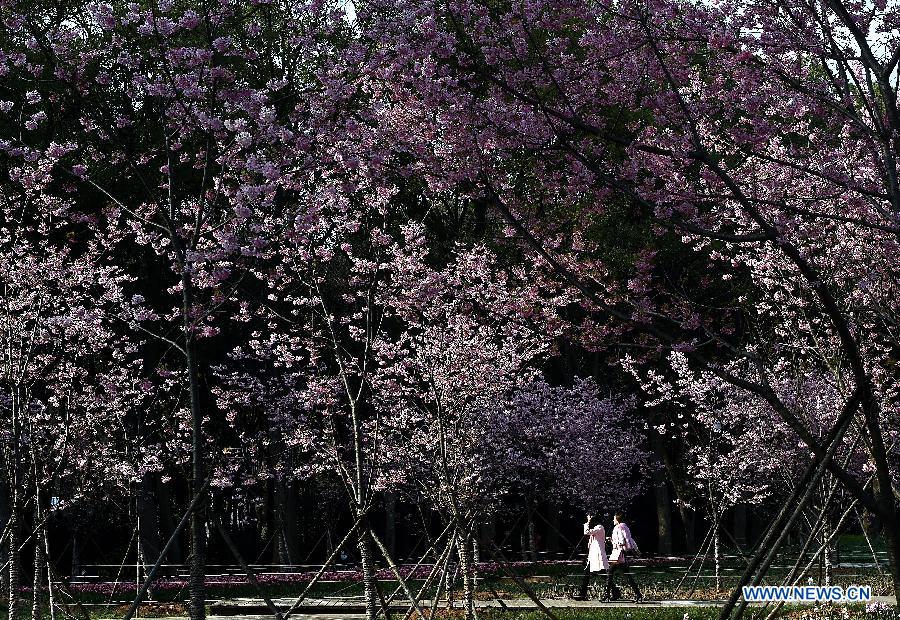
[357,529,378,620]
[456,531,476,620]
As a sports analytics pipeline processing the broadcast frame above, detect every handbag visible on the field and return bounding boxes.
[609,548,623,563]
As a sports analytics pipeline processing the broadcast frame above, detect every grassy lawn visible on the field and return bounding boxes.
[2,540,894,620]
[9,561,894,605]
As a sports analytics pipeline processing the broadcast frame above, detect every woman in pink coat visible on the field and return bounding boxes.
[605,512,643,602]
[576,514,609,600]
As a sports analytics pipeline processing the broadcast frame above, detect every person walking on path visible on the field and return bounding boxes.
[605,512,643,602]
[576,513,609,600]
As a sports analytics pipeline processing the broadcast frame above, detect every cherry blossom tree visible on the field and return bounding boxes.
[487,378,650,517]
[214,179,411,620]
[0,156,150,619]
[631,350,887,591]
[216,219,573,620]
[0,0,366,615]
[354,0,900,607]
[371,227,563,619]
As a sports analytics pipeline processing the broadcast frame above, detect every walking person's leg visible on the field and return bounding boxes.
[577,562,591,599]
[603,567,614,600]
[601,569,614,600]
[604,564,623,600]
[622,564,642,601]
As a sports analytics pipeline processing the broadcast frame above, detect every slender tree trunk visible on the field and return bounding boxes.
[456,532,476,620]
[357,529,378,620]
[70,529,80,578]
[527,505,538,561]
[8,394,21,620]
[519,520,528,560]
[8,491,20,620]
[713,518,721,591]
[275,476,299,565]
[471,537,479,593]
[255,482,271,561]
[43,523,55,620]
[31,484,44,620]
[183,272,207,620]
[32,516,43,620]
[0,482,9,596]
[822,518,833,586]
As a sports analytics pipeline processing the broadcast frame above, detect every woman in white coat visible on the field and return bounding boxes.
[576,513,609,600]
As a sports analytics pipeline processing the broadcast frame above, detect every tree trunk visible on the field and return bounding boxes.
[43,522,55,620]
[479,517,495,553]
[733,504,748,551]
[0,482,9,596]
[713,518,721,591]
[383,493,397,560]
[357,529,378,620]
[275,477,299,566]
[32,518,43,620]
[255,482,271,562]
[137,474,162,574]
[183,271,207,620]
[660,441,696,554]
[456,532,476,620]
[678,504,696,554]
[882,512,900,604]
[545,505,560,554]
[156,480,182,565]
[527,506,538,561]
[70,530,80,578]
[8,493,20,620]
[653,467,673,555]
